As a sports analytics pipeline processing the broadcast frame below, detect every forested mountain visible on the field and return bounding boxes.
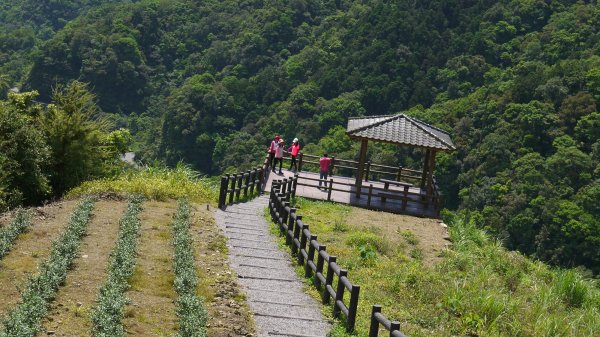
[1,0,598,272]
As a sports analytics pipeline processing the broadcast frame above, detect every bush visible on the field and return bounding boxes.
[0,209,32,258]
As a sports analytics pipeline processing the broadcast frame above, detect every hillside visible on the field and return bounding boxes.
[0,0,598,272]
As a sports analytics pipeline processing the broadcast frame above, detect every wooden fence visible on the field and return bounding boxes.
[369,305,408,337]
[269,178,361,332]
[218,156,270,208]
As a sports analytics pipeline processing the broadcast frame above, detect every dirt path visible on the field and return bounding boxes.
[123,201,178,336]
[191,204,256,337]
[36,200,127,337]
[0,200,78,317]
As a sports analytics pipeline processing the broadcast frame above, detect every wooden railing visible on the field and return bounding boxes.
[218,156,270,208]
[369,305,408,337]
[292,152,423,184]
[269,178,361,332]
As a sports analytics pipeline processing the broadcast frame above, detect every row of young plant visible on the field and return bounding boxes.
[91,195,144,337]
[0,209,33,259]
[172,199,208,337]
[0,197,96,337]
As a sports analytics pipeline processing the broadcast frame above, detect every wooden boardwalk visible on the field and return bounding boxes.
[265,169,439,218]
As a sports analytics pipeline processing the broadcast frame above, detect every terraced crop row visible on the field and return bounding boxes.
[0,196,96,337]
[0,209,32,258]
[91,195,144,337]
[172,199,207,337]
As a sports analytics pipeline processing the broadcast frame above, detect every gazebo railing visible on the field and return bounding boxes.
[287,152,424,185]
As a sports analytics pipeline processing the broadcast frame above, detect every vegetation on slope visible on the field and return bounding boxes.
[0,0,597,270]
[0,209,32,258]
[287,198,599,337]
[91,195,143,337]
[0,197,96,337]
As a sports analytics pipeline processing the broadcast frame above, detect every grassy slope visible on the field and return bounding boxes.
[280,198,599,337]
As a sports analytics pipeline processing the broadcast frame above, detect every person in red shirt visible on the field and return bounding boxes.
[319,153,331,188]
[267,135,280,171]
[286,138,301,172]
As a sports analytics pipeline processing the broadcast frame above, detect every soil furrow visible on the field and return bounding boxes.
[37,200,127,337]
[0,200,78,317]
[123,201,178,336]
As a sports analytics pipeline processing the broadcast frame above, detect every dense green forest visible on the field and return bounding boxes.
[0,0,598,273]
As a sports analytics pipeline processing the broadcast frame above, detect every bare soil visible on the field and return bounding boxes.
[192,204,255,337]
[346,207,450,265]
[38,200,127,337]
[0,200,78,317]
[123,200,179,336]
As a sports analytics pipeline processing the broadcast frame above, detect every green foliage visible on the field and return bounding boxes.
[68,163,217,203]
[0,209,32,258]
[171,199,207,337]
[91,195,143,337]
[0,92,50,210]
[0,196,95,337]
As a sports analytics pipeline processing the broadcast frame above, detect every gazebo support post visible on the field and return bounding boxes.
[427,151,437,196]
[355,139,369,198]
[420,149,432,191]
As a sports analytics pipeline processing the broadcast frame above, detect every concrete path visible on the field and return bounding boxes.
[215,196,331,337]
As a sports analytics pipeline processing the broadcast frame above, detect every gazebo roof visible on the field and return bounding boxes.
[346,114,456,151]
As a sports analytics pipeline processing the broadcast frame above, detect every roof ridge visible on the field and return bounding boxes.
[346,114,400,133]
[403,115,455,150]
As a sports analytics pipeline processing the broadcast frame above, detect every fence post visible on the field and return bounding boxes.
[282,202,290,232]
[333,269,347,318]
[228,174,236,205]
[347,285,360,332]
[235,174,243,201]
[328,178,333,201]
[367,184,373,207]
[219,176,228,208]
[305,235,317,277]
[243,170,250,197]
[329,156,336,175]
[369,305,382,337]
[322,256,336,304]
[292,216,302,254]
[365,160,371,181]
[292,174,299,199]
[396,166,403,182]
[390,321,401,337]
[286,208,296,245]
[402,185,409,211]
[298,224,309,265]
[298,152,304,171]
[314,245,326,288]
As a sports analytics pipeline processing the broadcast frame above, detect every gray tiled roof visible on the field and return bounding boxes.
[346,114,456,151]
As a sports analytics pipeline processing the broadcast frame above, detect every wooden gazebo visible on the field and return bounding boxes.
[346,114,456,198]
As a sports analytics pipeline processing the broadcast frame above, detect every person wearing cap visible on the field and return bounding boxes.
[268,135,280,171]
[286,138,301,172]
[274,138,285,174]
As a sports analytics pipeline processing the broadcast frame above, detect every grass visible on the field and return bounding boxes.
[68,163,217,204]
[280,197,600,337]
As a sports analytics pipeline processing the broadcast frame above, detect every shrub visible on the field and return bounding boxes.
[0,209,32,258]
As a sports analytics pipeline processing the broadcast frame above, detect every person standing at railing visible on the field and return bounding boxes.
[274,138,285,174]
[319,153,331,188]
[286,138,301,172]
[268,135,280,171]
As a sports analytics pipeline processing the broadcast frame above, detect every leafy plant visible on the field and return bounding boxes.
[0,197,95,337]
[171,199,207,337]
[0,209,32,258]
[91,195,143,337]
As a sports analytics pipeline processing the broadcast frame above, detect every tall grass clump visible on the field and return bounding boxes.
[91,195,143,337]
[68,163,217,203]
[171,199,207,337]
[0,197,96,337]
[0,209,33,259]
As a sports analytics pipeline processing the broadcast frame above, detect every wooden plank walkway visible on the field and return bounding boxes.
[265,170,439,218]
[215,196,331,337]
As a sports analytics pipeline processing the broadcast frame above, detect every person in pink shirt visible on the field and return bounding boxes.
[267,135,280,171]
[286,138,301,172]
[319,153,331,188]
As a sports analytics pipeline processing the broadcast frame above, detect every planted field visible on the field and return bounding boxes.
[0,197,254,337]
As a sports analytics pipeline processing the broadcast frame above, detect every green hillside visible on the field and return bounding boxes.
[0,0,598,272]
